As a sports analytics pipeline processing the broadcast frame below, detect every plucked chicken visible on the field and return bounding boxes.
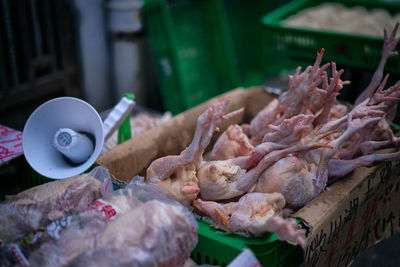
[141,23,400,248]
[193,192,306,248]
[146,100,243,205]
[67,199,197,267]
[197,121,333,201]
[253,108,383,208]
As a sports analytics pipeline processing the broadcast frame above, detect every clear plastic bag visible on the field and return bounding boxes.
[4,176,198,267]
[0,166,113,244]
[68,197,197,267]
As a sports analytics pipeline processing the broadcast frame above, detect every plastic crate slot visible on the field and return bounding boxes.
[195,252,202,263]
[205,255,210,264]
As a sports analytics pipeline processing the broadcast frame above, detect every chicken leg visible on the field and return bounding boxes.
[355,22,399,106]
[328,150,400,184]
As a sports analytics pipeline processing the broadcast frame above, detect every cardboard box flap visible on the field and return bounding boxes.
[296,160,400,267]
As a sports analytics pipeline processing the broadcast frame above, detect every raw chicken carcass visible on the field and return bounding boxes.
[95,200,197,267]
[248,98,279,145]
[338,75,400,159]
[248,48,350,148]
[146,99,243,204]
[245,41,397,208]
[344,23,400,148]
[198,123,333,201]
[325,102,400,183]
[69,197,198,267]
[249,48,335,145]
[329,103,348,121]
[360,128,400,155]
[365,76,400,140]
[209,124,254,161]
[193,192,306,248]
[253,156,314,209]
[253,102,384,208]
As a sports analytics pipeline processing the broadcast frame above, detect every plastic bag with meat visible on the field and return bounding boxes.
[0,166,113,244]
[68,198,197,267]
[3,177,197,267]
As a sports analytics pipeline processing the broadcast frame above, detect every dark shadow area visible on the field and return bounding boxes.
[351,233,400,267]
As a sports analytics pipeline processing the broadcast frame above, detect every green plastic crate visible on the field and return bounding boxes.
[220,0,291,87]
[261,0,400,75]
[144,0,291,114]
[144,0,239,114]
[191,220,303,267]
[0,156,52,199]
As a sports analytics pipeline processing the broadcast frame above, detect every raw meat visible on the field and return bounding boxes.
[0,166,112,243]
[193,192,306,248]
[6,179,197,267]
[146,100,243,204]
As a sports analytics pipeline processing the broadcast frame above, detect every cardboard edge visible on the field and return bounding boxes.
[97,87,275,182]
[294,166,376,231]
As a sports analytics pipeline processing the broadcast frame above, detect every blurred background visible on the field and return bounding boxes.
[1,0,399,131]
[0,0,158,130]
[1,0,400,266]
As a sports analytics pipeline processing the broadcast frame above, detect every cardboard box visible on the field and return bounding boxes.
[97,87,400,266]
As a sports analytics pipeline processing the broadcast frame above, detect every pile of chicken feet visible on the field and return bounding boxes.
[146,23,400,248]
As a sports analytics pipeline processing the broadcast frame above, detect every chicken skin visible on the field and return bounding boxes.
[193,192,306,248]
[209,124,254,161]
[198,123,332,201]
